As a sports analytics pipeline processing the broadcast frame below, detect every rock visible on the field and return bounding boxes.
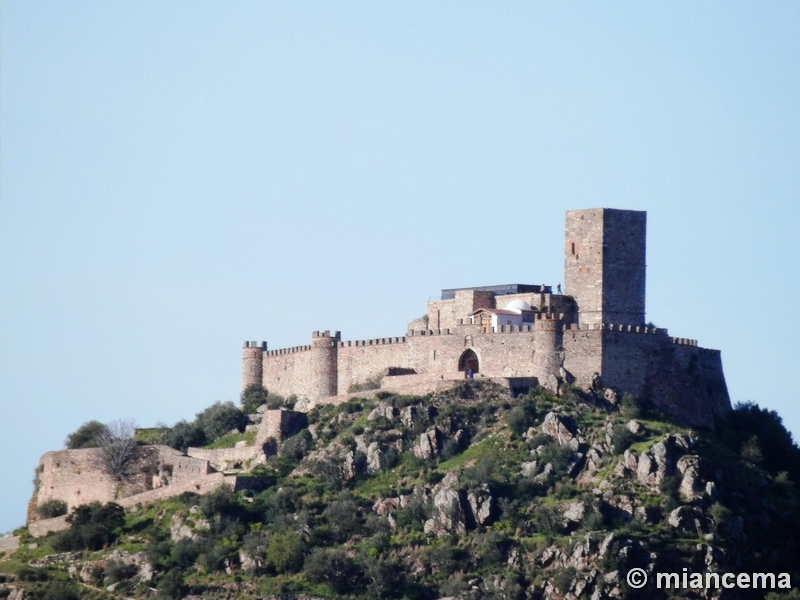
[401,406,417,429]
[467,484,495,526]
[425,488,466,536]
[568,437,581,451]
[354,435,369,454]
[636,438,675,486]
[524,427,539,441]
[234,440,248,448]
[239,550,259,572]
[677,455,703,501]
[106,583,119,592]
[598,533,615,557]
[372,497,400,515]
[538,544,560,567]
[368,402,397,421]
[170,514,195,541]
[519,461,538,477]
[668,506,704,534]
[541,412,575,446]
[604,388,618,405]
[342,451,356,481]
[670,433,694,452]
[533,463,554,483]
[563,501,586,523]
[367,442,382,474]
[626,420,644,435]
[414,427,445,460]
[705,481,718,500]
[256,404,268,413]
[566,452,584,477]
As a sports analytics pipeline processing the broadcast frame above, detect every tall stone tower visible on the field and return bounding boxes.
[242,341,266,390]
[310,330,340,401]
[564,208,646,327]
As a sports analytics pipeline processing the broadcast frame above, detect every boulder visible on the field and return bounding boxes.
[563,501,586,523]
[467,484,495,526]
[541,412,575,446]
[677,455,703,501]
[626,420,645,435]
[368,402,397,421]
[414,427,445,460]
[401,406,417,429]
[667,506,704,534]
[367,442,382,474]
[519,461,538,477]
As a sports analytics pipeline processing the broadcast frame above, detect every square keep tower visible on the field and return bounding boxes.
[564,208,646,327]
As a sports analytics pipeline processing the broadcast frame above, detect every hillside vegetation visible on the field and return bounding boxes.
[3,382,800,600]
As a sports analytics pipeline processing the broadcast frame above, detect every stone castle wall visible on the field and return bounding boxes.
[32,446,209,518]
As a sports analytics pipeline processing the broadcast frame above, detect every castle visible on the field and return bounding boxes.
[24,208,730,539]
[243,208,730,428]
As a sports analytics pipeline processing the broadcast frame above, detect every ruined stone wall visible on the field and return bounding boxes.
[33,446,185,517]
[260,345,313,398]
[254,409,307,445]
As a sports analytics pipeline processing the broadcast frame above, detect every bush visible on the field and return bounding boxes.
[105,559,139,583]
[538,444,573,473]
[161,420,206,452]
[280,430,313,462]
[196,401,247,441]
[266,531,304,573]
[323,494,362,542]
[241,383,270,413]
[51,502,125,551]
[157,569,187,600]
[304,548,362,594]
[65,420,108,449]
[36,499,67,519]
[41,581,79,600]
[611,425,634,454]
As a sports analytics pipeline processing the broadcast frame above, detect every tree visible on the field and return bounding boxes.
[195,401,246,441]
[241,383,270,413]
[65,420,109,449]
[97,419,140,482]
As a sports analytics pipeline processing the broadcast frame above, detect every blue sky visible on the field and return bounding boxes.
[1,2,799,533]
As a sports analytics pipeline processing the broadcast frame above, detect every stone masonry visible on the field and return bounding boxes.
[245,208,730,428]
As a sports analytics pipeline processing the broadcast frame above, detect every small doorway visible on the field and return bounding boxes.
[458,349,480,374]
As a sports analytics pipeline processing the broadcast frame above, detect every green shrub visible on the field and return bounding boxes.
[105,559,139,583]
[161,420,207,452]
[65,420,108,449]
[51,502,125,551]
[553,566,577,594]
[304,548,362,594]
[41,581,79,600]
[266,531,304,573]
[157,569,186,600]
[36,499,67,519]
[196,401,247,441]
[611,425,634,454]
[241,383,270,413]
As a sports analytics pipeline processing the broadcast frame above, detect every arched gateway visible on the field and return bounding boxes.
[458,348,479,374]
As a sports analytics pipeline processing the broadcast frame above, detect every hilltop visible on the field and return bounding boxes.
[2,381,800,600]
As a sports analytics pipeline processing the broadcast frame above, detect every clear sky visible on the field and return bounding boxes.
[1,2,799,533]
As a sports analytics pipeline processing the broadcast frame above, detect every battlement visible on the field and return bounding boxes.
[339,337,407,347]
[312,330,341,339]
[243,341,267,349]
[671,337,698,347]
[265,345,312,357]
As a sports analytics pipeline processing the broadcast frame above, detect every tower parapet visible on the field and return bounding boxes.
[242,341,267,390]
[310,330,341,401]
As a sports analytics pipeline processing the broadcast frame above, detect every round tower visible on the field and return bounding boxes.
[242,341,266,391]
[310,330,340,401]
[532,315,564,393]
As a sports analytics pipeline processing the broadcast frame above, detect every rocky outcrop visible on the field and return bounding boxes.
[541,412,575,446]
[413,427,446,460]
